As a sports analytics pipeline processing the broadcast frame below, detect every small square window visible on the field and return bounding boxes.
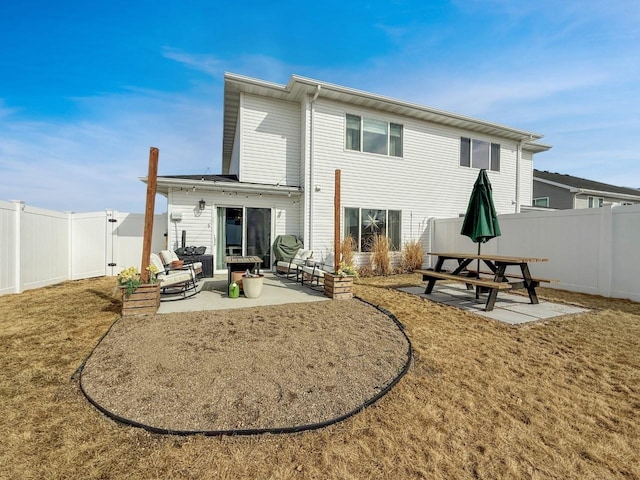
[588,196,604,208]
[460,138,500,171]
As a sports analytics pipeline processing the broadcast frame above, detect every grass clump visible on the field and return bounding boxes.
[371,234,391,275]
[401,239,424,273]
[340,235,356,268]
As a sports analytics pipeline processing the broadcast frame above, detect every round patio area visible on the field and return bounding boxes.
[80,299,411,435]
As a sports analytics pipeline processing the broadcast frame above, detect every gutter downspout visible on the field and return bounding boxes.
[308,85,321,250]
[515,135,534,213]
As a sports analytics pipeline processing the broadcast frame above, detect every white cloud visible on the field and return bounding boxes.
[162,49,296,85]
[162,48,224,77]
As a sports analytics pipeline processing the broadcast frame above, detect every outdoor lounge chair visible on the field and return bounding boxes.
[150,253,198,301]
[301,253,334,289]
[159,249,203,278]
[276,248,313,280]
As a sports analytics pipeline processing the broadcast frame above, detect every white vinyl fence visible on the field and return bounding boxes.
[430,204,640,302]
[0,200,166,296]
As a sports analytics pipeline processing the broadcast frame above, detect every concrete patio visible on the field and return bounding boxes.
[399,283,588,325]
[158,273,588,324]
[158,273,328,313]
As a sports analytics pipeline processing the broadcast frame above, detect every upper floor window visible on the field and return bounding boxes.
[344,207,401,252]
[533,197,549,207]
[460,137,500,171]
[346,114,403,157]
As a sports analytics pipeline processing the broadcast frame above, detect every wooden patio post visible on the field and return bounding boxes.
[140,147,159,283]
[334,169,341,272]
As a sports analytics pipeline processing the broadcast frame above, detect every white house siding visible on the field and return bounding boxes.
[167,190,214,251]
[574,196,589,209]
[520,151,534,208]
[239,93,301,186]
[167,188,302,271]
[229,116,240,176]
[304,97,529,260]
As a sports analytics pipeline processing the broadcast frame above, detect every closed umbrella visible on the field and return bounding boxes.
[461,169,501,292]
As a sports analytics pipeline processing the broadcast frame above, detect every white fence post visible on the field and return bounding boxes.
[106,210,117,277]
[12,200,24,294]
[597,205,613,298]
[66,211,73,282]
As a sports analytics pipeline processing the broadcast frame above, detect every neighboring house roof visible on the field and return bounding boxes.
[223,73,552,174]
[534,170,640,199]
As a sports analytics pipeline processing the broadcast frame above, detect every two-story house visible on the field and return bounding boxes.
[151,73,551,273]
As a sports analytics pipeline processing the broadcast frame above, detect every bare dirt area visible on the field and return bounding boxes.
[1,275,639,479]
[80,300,410,432]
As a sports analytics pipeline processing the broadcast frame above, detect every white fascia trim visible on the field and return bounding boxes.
[533,177,574,190]
[142,177,303,196]
[573,189,640,201]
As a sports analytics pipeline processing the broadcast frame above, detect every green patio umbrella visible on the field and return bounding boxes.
[461,169,501,285]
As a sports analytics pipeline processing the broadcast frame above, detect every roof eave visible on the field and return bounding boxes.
[288,74,546,141]
[573,188,640,201]
[524,142,552,153]
[141,176,303,196]
[223,73,549,170]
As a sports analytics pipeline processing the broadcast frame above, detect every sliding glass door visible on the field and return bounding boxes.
[246,207,271,268]
[216,206,271,270]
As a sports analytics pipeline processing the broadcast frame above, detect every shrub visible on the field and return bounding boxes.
[401,240,424,273]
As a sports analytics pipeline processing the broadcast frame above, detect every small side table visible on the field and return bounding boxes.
[225,255,262,286]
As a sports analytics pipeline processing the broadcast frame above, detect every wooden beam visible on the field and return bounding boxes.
[140,147,159,282]
[334,169,341,272]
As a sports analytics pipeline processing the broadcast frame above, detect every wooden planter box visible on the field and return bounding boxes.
[323,273,354,300]
[121,283,160,316]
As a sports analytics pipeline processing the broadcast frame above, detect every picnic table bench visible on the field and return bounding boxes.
[415,270,514,292]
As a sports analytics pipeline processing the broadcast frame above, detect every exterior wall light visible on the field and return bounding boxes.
[198,199,206,211]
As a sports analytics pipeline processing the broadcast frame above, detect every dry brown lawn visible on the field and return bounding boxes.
[1,275,639,479]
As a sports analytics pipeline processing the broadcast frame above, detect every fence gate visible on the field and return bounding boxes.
[1,201,167,296]
[71,211,110,279]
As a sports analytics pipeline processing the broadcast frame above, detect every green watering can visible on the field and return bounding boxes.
[228,282,239,298]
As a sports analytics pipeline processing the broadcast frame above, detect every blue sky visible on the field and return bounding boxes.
[1,0,639,212]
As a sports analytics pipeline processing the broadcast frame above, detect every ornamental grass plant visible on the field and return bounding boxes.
[401,239,424,273]
[340,235,356,268]
[371,234,391,275]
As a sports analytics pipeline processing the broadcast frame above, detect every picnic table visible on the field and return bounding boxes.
[416,252,557,311]
[225,255,263,286]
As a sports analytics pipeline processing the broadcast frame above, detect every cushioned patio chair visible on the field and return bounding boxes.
[276,248,313,280]
[150,253,198,301]
[159,249,203,278]
[301,253,335,289]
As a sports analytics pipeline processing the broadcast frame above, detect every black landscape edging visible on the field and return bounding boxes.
[78,297,413,436]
